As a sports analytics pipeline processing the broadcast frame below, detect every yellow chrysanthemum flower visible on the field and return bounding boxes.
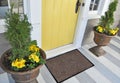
[34,47,39,52]
[97,26,104,33]
[29,45,36,51]
[29,53,40,63]
[109,29,116,35]
[114,28,119,33]
[12,58,26,68]
[29,45,39,52]
[108,27,119,35]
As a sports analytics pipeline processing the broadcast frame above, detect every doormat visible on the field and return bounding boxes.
[45,49,94,83]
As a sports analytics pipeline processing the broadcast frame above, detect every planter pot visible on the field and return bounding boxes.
[0,49,46,83]
[89,31,113,57]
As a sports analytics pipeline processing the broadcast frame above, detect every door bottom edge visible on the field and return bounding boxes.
[46,44,77,59]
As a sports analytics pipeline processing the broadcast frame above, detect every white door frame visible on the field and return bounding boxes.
[24,0,91,59]
[0,0,109,58]
[1,0,107,58]
[0,0,110,56]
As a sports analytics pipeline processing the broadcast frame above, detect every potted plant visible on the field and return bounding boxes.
[89,0,119,57]
[0,5,46,83]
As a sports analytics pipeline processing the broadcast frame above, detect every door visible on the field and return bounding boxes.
[42,0,79,50]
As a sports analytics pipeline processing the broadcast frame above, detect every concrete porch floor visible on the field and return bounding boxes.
[0,33,120,83]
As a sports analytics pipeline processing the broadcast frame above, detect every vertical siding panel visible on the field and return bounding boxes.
[58,0,64,47]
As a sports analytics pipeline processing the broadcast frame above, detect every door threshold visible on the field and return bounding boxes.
[46,44,76,59]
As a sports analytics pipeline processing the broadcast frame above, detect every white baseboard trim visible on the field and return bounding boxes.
[46,44,76,59]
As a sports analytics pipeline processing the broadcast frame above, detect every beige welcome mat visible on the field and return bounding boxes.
[46,49,94,83]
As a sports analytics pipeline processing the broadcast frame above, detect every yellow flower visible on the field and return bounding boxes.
[29,45,39,52]
[29,45,36,51]
[114,27,119,33]
[29,53,40,63]
[11,58,26,68]
[97,26,104,33]
[109,29,116,35]
[34,47,39,52]
[108,28,119,35]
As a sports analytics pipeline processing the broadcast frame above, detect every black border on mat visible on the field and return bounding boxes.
[45,49,94,83]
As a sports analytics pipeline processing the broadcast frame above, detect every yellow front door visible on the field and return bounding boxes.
[42,0,79,50]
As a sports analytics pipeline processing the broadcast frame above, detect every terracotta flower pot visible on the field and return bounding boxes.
[0,49,46,83]
[93,31,113,46]
[89,31,113,57]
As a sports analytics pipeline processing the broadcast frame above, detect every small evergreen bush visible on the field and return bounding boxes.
[95,0,119,36]
[4,5,45,71]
